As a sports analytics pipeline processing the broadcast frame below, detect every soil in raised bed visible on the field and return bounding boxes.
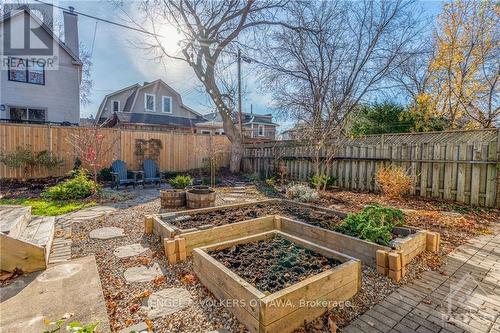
[166,201,343,231]
[209,234,341,293]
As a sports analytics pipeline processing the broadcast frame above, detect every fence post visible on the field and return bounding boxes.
[496,129,500,208]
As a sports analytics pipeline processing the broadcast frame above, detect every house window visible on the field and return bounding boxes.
[201,130,212,135]
[258,125,265,136]
[10,107,46,122]
[162,96,172,113]
[8,58,45,85]
[112,100,120,112]
[145,94,155,112]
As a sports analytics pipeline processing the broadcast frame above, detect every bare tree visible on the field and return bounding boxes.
[261,0,424,177]
[390,45,434,104]
[67,126,114,184]
[137,0,292,173]
[79,43,94,106]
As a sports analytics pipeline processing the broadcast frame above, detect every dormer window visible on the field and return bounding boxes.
[162,96,172,113]
[145,94,155,112]
[112,100,120,112]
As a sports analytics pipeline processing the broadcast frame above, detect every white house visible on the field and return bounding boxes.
[0,7,82,125]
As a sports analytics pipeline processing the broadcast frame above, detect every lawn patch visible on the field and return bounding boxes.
[0,198,96,216]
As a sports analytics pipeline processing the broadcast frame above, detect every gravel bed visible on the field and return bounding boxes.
[166,201,342,230]
[209,234,340,293]
[71,200,246,333]
[71,195,456,333]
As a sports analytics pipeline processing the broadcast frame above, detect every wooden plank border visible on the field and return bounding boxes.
[193,230,361,333]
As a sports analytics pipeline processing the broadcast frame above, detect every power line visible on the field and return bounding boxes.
[90,21,98,56]
[33,0,263,65]
[33,0,164,38]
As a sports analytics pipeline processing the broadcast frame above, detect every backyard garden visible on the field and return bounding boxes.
[1,152,498,333]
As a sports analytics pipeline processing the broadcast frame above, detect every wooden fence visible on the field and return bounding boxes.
[0,123,231,179]
[243,129,500,208]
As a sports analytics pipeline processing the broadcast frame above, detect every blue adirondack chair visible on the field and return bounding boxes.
[111,160,143,189]
[143,159,161,187]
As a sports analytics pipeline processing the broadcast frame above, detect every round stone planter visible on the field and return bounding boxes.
[160,189,186,208]
[186,187,216,209]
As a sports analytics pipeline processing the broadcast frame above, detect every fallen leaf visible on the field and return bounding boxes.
[138,256,152,266]
[106,301,117,310]
[181,273,197,284]
[145,319,154,332]
[124,318,134,326]
[328,315,337,333]
[153,276,166,286]
[0,271,14,281]
[129,304,140,313]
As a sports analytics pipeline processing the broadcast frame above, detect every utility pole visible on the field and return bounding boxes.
[237,48,243,142]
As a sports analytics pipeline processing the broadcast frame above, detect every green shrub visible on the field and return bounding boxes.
[246,173,260,182]
[43,169,99,200]
[310,174,337,190]
[98,167,113,182]
[336,205,404,245]
[201,177,221,185]
[0,146,64,179]
[265,177,276,187]
[73,157,82,170]
[162,171,179,180]
[169,175,193,189]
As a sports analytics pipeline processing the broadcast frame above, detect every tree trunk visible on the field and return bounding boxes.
[229,140,244,173]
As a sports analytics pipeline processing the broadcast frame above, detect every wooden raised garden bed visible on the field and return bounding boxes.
[144,200,440,281]
[193,230,361,333]
[376,227,440,281]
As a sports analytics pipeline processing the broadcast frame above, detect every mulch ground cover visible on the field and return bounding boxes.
[319,190,497,255]
[166,201,342,230]
[209,234,340,293]
[0,176,68,198]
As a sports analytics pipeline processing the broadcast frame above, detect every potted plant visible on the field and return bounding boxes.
[160,175,193,208]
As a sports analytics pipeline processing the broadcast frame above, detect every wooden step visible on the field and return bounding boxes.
[0,205,31,238]
[20,216,56,264]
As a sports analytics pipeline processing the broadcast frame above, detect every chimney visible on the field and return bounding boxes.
[63,6,79,57]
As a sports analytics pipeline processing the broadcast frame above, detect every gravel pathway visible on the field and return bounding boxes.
[71,199,246,333]
[68,188,458,333]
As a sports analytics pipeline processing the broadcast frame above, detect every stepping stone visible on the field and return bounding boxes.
[113,244,148,258]
[118,322,148,333]
[89,227,125,240]
[141,288,193,318]
[124,263,162,283]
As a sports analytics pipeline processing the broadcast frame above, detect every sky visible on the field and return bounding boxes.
[52,0,443,129]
